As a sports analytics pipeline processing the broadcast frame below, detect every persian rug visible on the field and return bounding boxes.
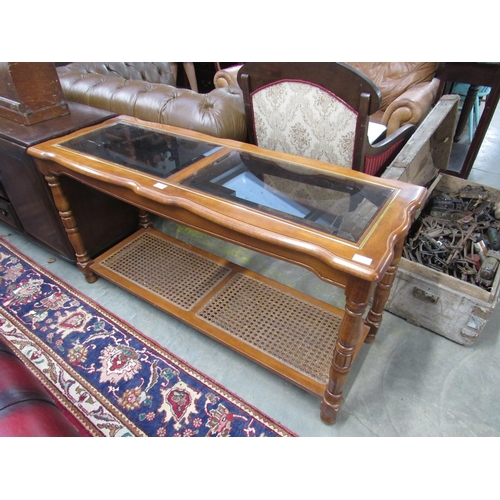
[0,238,295,437]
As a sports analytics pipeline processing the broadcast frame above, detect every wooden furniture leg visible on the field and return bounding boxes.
[138,209,153,229]
[435,63,500,179]
[44,174,98,283]
[320,276,372,424]
[454,85,478,142]
[458,82,500,178]
[364,237,405,343]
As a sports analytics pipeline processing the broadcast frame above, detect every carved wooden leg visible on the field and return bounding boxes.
[138,209,153,229]
[44,174,98,283]
[321,276,371,425]
[364,237,405,344]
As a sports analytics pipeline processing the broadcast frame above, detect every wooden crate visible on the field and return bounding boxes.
[382,95,460,187]
[382,95,500,345]
[386,175,500,345]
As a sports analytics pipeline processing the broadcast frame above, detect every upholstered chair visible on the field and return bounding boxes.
[237,62,415,176]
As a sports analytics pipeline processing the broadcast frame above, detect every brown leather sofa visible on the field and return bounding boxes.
[214,62,440,137]
[214,66,241,88]
[56,62,247,141]
[347,62,440,136]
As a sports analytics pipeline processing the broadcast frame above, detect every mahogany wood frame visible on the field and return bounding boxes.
[28,116,426,424]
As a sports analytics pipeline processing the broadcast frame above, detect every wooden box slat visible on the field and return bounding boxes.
[382,96,500,345]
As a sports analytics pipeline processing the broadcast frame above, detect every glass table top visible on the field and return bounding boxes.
[181,150,396,243]
[59,122,222,178]
[58,120,396,243]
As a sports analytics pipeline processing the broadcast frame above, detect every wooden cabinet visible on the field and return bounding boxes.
[0,102,139,260]
[381,94,500,345]
[0,62,69,125]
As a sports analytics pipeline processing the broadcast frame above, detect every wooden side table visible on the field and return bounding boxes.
[28,116,426,423]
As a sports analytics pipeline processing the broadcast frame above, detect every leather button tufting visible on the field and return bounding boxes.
[56,62,248,141]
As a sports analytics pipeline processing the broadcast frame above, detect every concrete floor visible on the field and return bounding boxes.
[1,102,500,439]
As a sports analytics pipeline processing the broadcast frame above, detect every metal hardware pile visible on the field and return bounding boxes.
[403,184,500,291]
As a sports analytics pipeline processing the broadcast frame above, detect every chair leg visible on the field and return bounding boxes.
[469,94,482,142]
[469,103,474,143]
[454,85,478,142]
[183,63,198,92]
[474,96,480,127]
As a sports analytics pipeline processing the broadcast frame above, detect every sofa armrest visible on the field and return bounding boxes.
[382,78,440,136]
[58,71,247,141]
[214,65,243,88]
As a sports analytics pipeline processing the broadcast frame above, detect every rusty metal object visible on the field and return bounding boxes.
[404,186,500,291]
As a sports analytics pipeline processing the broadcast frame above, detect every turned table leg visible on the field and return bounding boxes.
[364,237,405,343]
[320,276,372,424]
[138,209,154,229]
[44,174,98,283]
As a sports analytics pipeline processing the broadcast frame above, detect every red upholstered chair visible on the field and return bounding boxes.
[0,338,80,437]
[237,62,416,176]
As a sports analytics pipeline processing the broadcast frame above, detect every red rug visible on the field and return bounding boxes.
[0,238,296,437]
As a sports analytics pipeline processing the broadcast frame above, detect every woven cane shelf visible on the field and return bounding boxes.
[91,228,346,395]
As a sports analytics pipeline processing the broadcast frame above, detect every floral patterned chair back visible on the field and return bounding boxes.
[238,63,415,176]
[252,80,357,168]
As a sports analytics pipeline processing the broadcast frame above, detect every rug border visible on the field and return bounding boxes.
[0,237,297,437]
[0,308,139,436]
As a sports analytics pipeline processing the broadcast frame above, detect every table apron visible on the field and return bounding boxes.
[37,162,386,289]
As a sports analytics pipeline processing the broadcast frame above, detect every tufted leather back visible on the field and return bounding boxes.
[56,63,247,141]
[57,62,176,86]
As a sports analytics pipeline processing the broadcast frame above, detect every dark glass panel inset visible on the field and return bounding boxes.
[60,122,221,178]
[181,150,395,242]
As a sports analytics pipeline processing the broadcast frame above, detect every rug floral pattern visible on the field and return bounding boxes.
[0,240,294,437]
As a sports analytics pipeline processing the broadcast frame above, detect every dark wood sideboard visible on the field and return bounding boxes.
[0,101,139,260]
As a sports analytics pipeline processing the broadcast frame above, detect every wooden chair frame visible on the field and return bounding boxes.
[237,62,415,175]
